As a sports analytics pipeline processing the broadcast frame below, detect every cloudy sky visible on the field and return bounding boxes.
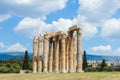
[0,0,120,56]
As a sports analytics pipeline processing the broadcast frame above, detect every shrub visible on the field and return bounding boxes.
[103,66,114,72]
[85,67,97,72]
[10,63,21,73]
[0,66,11,73]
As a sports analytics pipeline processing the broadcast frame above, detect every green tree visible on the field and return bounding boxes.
[22,50,29,70]
[82,50,88,70]
[100,59,107,71]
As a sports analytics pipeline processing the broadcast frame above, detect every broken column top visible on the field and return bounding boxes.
[55,31,64,36]
[44,32,55,39]
[34,36,38,39]
[69,25,81,31]
[38,35,44,41]
[61,33,67,39]
[34,36,38,42]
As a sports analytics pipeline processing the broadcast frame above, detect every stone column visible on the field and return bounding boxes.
[52,39,55,71]
[77,29,83,72]
[38,36,42,73]
[33,36,37,73]
[73,35,76,72]
[54,37,59,73]
[43,35,49,73]
[59,40,62,72]
[65,37,69,72]
[61,34,66,73]
[68,31,74,73]
[48,39,53,72]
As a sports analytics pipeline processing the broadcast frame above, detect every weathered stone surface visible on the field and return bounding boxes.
[54,37,59,73]
[55,31,64,36]
[73,35,76,72]
[46,32,55,38]
[38,35,43,73]
[48,39,53,72]
[20,70,31,74]
[65,37,69,72]
[61,34,66,73]
[52,40,55,71]
[77,29,83,72]
[69,25,80,31]
[33,36,38,73]
[59,40,62,72]
[68,31,74,73]
[43,34,49,73]
[32,25,83,73]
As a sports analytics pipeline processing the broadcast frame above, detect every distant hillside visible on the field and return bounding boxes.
[0,52,120,61]
[0,52,32,60]
[87,54,120,62]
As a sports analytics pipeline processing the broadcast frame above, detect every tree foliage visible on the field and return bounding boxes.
[83,51,88,70]
[0,52,32,73]
[22,50,29,70]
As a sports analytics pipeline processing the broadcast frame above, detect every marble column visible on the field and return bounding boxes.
[68,31,74,73]
[61,34,66,73]
[59,40,62,72]
[73,35,76,72]
[43,35,49,73]
[48,39,53,72]
[65,37,69,72]
[52,39,55,71]
[38,36,42,73]
[54,37,59,73]
[33,36,37,73]
[77,29,83,72]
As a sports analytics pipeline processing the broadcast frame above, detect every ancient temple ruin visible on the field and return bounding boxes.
[33,25,83,73]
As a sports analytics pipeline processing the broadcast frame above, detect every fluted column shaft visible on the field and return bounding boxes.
[54,38,59,72]
[61,35,66,73]
[65,37,69,72]
[73,35,76,72]
[52,41,55,71]
[43,36,49,73]
[38,36,42,72]
[59,40,62,72]
[77,29,83,72]
[33,37,37,73]
[49,40,53,72]
[69,32,74,73]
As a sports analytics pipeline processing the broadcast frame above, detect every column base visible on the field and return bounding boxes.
[54,71,59,73]
[48,71,53,73]
[68,70,74,73]
[38,71,42,73]
[32,71,37,73]
[43,71,48,73]
[77,70,84,72]
[61,70,66,73]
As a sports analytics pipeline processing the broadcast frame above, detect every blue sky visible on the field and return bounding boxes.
[0,0,120,56]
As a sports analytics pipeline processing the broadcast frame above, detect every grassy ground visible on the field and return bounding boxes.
[0,72,120,80]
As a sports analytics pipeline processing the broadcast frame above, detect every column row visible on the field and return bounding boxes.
[32,26,83,73]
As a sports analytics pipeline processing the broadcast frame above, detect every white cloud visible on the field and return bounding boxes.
[90,45,111,54]
[15,17,73,38]
[101,18,120,39]
[6,43,26,52]
[0,42,5,48]
[114,48,120,55]
[78,0,120,23]
[15,17,48,38]
[0,0,68,18]
[15,15,98,39]
[0,14,11,22]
